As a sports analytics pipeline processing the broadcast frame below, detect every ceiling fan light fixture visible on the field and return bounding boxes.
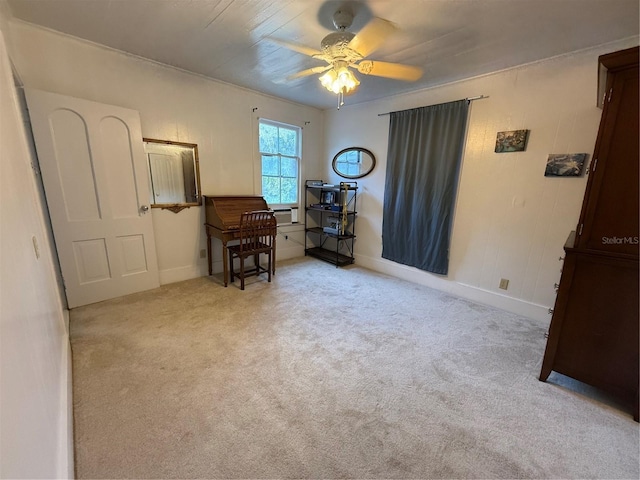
[278,8,420,108]
[320,62,360,97]
[319,69,338,91]
[337,66,359,91]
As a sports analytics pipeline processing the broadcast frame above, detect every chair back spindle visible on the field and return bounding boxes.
[227,210,276,289]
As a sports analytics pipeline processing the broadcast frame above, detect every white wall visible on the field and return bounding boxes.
[324,38,638,322]
[9,20,324,284]
[7,17,637,323]
[0,5,72,478]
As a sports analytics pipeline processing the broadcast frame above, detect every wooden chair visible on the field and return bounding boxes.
[227,210,276,290]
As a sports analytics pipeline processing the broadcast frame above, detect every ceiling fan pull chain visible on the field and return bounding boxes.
[338,89,345,109]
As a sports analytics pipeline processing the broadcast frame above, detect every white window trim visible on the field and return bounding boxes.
[257,118,302,209]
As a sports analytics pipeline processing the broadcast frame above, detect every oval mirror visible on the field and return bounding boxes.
[332,147,376,179]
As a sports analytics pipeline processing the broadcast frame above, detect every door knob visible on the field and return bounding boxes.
[140,205,150,213]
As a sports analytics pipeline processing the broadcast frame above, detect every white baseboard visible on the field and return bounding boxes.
[355,254,551,323]
[275,245,305,262]
[159,264,208,285]
[59,312,74,479]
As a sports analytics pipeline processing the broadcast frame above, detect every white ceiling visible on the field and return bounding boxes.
[7,0,639,110]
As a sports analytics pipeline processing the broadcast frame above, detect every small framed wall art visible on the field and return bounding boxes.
[544,153,587,177]
[495,129,529,153]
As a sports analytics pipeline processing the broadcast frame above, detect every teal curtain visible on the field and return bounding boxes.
[382,100,469,275]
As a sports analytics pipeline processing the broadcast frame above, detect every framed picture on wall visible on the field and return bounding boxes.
[544,153,587,177]
[495,129,530,153]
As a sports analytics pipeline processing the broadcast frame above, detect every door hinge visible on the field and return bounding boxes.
[578,223,584,236]
[591,158,597,173]
[607,87,613,103]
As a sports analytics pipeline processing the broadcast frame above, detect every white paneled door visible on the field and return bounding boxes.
[26,89,159,308]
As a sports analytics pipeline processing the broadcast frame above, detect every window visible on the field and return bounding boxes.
[336,149,362,177]
[259,119,300,206]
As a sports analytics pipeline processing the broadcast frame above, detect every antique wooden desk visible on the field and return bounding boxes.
[204,195,276,286]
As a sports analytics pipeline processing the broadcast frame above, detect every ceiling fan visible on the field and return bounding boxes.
[269,8,423,108]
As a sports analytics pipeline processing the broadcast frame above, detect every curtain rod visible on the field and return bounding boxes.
[377,95,488,117]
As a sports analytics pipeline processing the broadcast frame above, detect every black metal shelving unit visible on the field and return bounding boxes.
[304,180,357,267]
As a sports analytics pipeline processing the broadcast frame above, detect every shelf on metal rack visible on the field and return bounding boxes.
[306,227,355,239]
[305,247,354,267]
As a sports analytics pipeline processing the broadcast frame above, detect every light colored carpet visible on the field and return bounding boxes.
[70,257,639,479]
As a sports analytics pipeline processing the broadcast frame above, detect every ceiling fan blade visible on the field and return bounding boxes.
[287,65,332,80]
[265,37,323,57]
[356,60,423,81]
[347,17,396,58]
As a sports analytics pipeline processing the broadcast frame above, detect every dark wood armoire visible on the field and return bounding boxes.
[539,46,639,421]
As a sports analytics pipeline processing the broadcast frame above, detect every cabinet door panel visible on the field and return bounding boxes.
[553,252,639,400]
[577,66,639,254]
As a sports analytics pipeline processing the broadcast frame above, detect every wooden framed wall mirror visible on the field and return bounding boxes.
[143,138,201,213]
[332,147,376,179]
